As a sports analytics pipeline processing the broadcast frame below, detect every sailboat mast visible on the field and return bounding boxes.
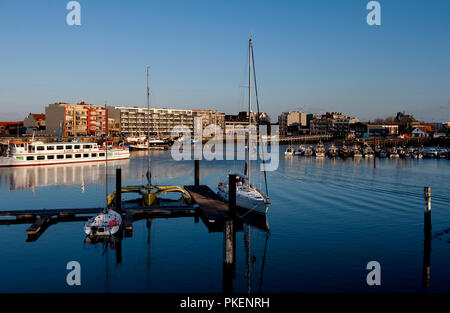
[146,65,151,186]
[247,38,252,186]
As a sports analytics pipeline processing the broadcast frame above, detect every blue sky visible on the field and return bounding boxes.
[0,0,449,122]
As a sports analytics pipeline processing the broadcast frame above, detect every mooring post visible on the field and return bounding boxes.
[115,168,122,213]
[228,174,237,219]
[194,159,199,186]
[424,186,431,232]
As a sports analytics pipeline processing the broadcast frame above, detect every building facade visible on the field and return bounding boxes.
[192,110,225,132]
[107,106,195,138]
[23,113,46,130]
[45,102,108,137]
[278,111,308,136]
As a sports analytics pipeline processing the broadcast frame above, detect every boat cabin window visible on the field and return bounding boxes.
[91,153,97,157]
[57,155,64,159]
[56,145,64,150]
[83,144,92,149]
[83,154,89,158]
[74,145,81,149]
[37,156,45,160]
[99,153,105,157]
[75,154,82,158]
[66,154,72,159]
[36,146,45,151]
[26,156,34,161]
[47,155,55,160]
[65,145,73,150]
[46,146,55,150]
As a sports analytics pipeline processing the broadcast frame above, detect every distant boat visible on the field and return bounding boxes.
[351,145,362,158]
[362,145,374,158]
[285,146,295,156]
[314,141,325,158]
[326,144,338,158]
[294,145,305,156]
[339,145,350,158]
[389,147,399,158]
[304,146,314,157]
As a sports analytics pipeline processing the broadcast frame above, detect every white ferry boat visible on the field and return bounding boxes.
[0,140,130,167]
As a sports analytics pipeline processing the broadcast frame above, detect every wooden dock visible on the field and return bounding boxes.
[184,185,231,232]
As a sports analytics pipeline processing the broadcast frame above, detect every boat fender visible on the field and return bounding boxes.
[109,220,118,227]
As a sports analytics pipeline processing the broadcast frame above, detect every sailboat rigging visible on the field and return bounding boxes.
[217,38,270,215]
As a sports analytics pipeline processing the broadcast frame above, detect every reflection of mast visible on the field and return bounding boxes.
[258,231,270,293]
[244,225,252,293]
[146,218,152,292]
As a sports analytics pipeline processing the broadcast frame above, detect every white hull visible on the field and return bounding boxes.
[84,209,122,236]
[217,185,269,214]
[0,141,129,167]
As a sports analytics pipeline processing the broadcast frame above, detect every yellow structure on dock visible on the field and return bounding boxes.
[107,185,192,207]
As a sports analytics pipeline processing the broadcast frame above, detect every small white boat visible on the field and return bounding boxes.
[84,209,122,236]
[285,146,294,156]
[294,145,305,155]
[304,146,314,156]
[314,141,325,158]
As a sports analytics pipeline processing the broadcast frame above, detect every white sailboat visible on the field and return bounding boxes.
[218,38,270,215]
[84,116,122,237]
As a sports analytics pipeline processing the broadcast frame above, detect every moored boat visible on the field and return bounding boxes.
[0,140,129,167]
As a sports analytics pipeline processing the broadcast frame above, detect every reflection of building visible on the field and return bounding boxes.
[107,106,194,138]
[23,113,46,130]
[45,102,109,137]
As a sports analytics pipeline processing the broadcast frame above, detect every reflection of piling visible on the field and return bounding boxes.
[194,160,199,186]
[115,168,122,213]
[223,219,236,293]
[223,174,237,293]
[373,137,376,169]
[424,187,431,232]
[422,186,431,289]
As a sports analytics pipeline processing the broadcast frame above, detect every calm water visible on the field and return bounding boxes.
[0,147,449,293]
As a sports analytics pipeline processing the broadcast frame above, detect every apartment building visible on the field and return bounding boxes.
[192,109,225,132]
[107,106,195,138]
[45,102,108,137]
[278,111,308,136]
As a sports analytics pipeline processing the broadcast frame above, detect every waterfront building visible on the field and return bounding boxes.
[278,111,307,136]
[309,112,358,137]
[107,106,194,138]
[23,113,46,130]
[45,102,109,137]
[192,109,225,132]
[412,127,429,137]
[0,121,25,135]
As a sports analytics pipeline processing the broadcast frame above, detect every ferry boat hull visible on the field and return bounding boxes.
[0,141,130,167]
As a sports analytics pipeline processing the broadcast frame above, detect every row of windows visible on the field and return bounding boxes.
[25,152,105,161]
[35,144,95,151]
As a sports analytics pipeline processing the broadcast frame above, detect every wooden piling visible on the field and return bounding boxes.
[115,168,122,213]
[194,160,199,186]
[228,174,237,219]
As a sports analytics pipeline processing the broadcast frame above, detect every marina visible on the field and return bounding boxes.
[0,149,449,292]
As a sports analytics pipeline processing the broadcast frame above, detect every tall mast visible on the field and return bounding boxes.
[146,65,151,186]
[247,38,252,186]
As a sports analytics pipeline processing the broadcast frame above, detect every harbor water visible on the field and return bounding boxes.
[0,147,449,292]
